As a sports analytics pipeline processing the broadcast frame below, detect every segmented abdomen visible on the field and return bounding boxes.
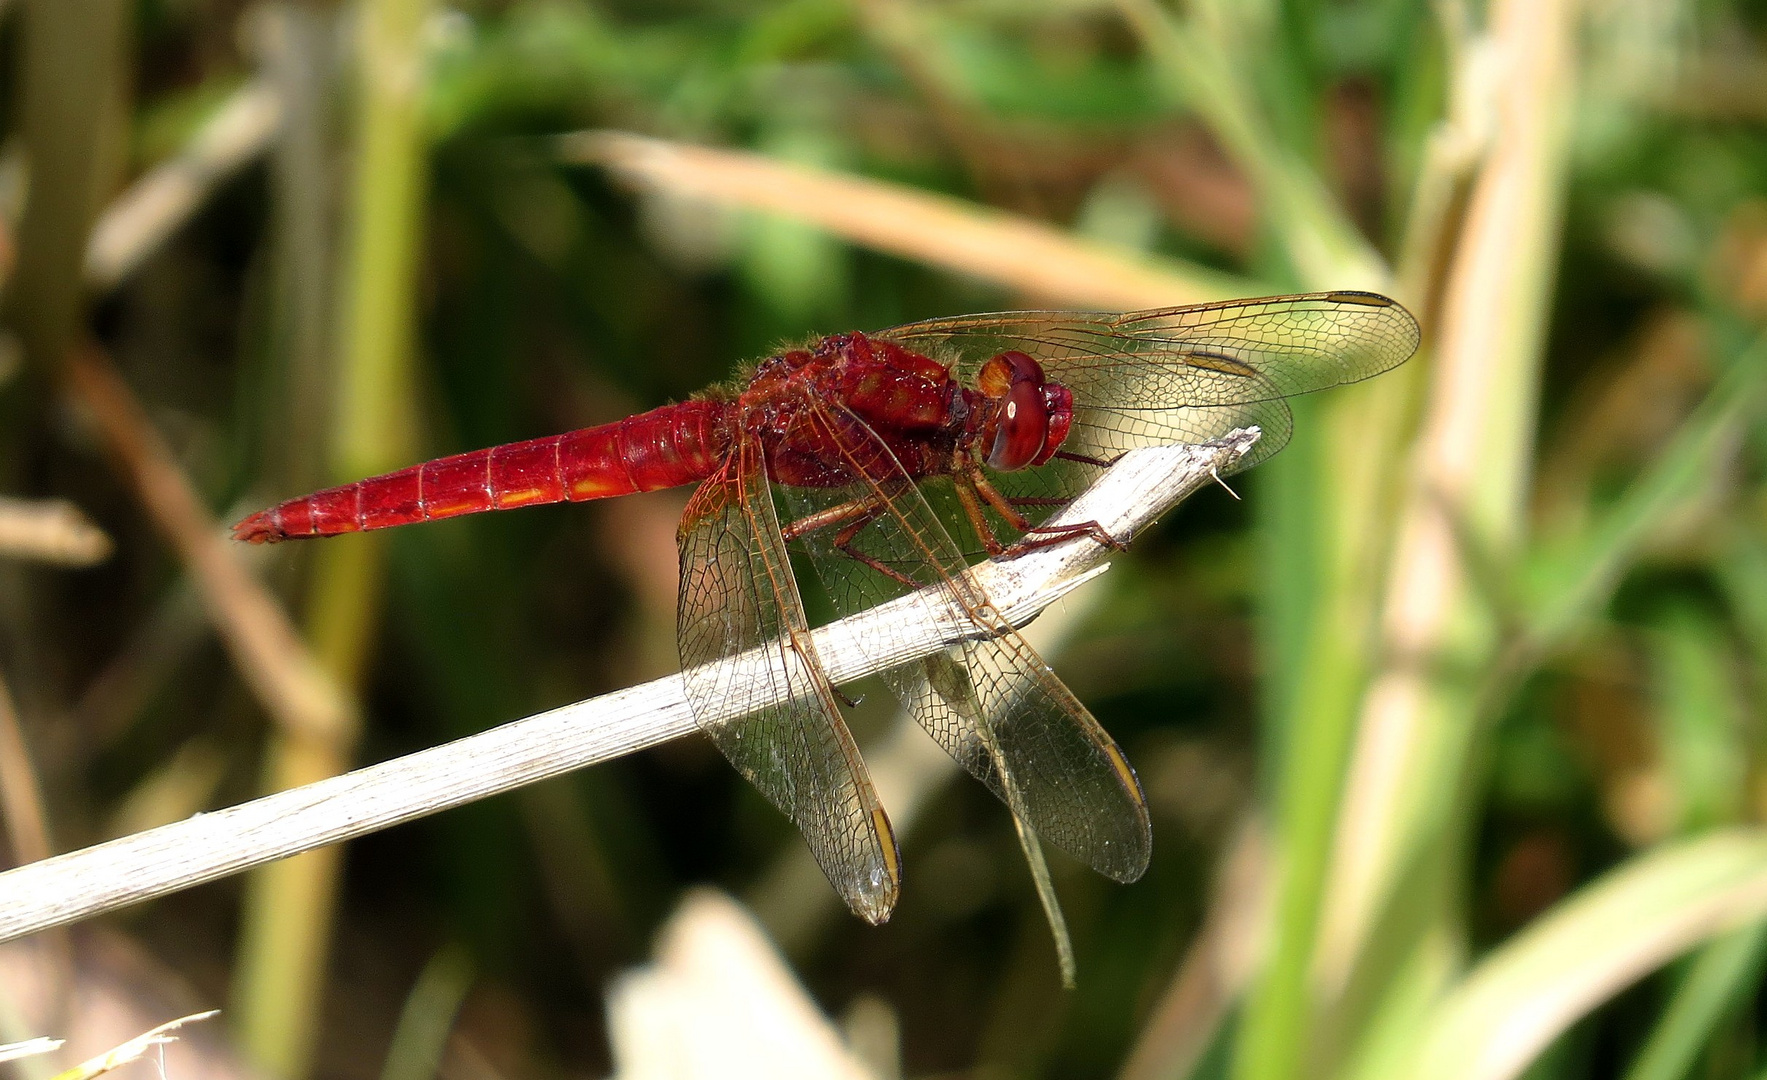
[234,400,731,543]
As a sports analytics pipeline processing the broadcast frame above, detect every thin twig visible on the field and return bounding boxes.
[0,432,1258,944]
[63,342,357,746]
[57,1009,222,1080]
[0,1038,62,1065]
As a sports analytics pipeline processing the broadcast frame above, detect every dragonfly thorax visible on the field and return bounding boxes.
[739,332,1076,489]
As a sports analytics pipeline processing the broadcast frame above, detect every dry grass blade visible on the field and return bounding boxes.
[0,433,1256,944]
[0,497,111,566]
[562,131,1259,310]
[1317,0,1580,994]
[0,1037,64,1064]
[84,80,281,292]
[49,1009,220,1080]
[63,342,356,745]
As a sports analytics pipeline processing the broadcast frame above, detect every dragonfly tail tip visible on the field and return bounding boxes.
[230,510,286,544]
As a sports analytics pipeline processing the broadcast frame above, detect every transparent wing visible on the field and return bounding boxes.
[676,436,901,924]
[879,290,1420,472]
[777,395,1151,883]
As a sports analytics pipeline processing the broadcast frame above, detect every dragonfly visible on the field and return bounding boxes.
[235,291,1419,924]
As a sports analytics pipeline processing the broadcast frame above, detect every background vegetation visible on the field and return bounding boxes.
[3,0,1767,1078]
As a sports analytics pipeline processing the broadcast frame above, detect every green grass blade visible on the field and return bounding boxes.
[1646,604,1747,834]
[1521,334,1767,655]
[1395,831,1767,1080]
[1114,0,1387,289]
[380,946,475,1080]
[1310,3,1579,1062]
[1622,920,1767,1080]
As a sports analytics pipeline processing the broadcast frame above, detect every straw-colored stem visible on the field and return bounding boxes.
[0,437,1255,945]
[1315,0,1580,1043]
[233,0,431,1073]
[565,131,1260,309]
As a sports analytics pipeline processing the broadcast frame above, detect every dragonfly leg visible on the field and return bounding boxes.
[1052,449,1121,469]
[952,466,1011,557]
[966,467,1036,532]
[833,512,925,590]
[1016,519,1127,554]
[779,494,889,543]
[781,494,925,590]
[966,464,1125,557]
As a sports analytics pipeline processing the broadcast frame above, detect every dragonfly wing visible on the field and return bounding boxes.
[676,435,901,924]
[878,291,1420,471]
[778,399,1151,882]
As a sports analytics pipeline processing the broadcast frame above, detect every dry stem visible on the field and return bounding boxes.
[562,131,1258,309]
[63,343,356,746]
[0,431,1256,943]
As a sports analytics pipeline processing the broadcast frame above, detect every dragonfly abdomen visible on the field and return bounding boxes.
[233,400,731,543]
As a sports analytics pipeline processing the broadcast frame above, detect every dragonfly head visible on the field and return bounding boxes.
[978,351,1073,471]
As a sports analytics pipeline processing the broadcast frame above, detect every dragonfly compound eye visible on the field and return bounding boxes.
[988,376,1053,471]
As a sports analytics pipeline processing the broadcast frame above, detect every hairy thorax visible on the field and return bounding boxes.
[740,332,982,489]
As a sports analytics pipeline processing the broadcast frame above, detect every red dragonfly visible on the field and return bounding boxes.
[235,291,1418,923]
